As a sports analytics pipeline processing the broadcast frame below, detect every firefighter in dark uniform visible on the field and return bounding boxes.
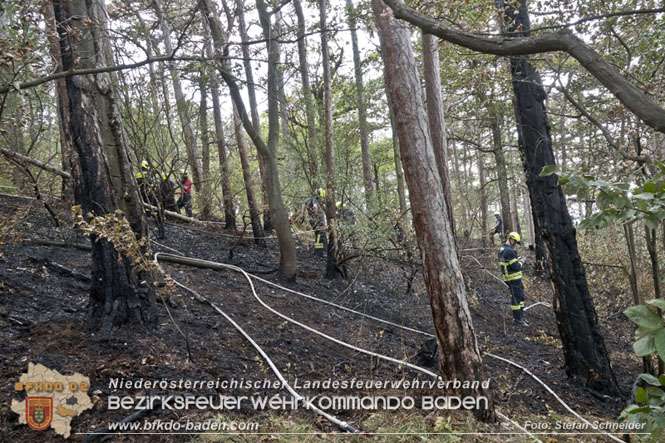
[136,160,155,213]
[489,213,503,245]
[301,188,328,256]
[499,232,528,326]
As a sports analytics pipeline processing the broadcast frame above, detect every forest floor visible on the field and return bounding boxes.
[0,193,644,442]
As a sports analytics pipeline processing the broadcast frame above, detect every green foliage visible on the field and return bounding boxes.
[539,163,665,230]
[621,299,665,440]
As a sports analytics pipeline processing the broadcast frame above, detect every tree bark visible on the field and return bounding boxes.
[423,33,455,233]
[500,0,619,394]
[233,105,265,245]
[387,95,408,215]
[373,0,494,421]
[346,0,374,201]
[53,0,156,336]
[41,1,74,200]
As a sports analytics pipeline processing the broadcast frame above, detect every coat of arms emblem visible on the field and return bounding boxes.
[26,397,53,431]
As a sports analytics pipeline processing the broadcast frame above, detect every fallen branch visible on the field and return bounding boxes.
[0,147,71,179]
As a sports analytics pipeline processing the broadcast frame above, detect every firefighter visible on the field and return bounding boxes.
[499,232,528,326]
[136,160,155,213]
[176,169,193,218]
[488,212,503,245]
[300,188,328,257]
[160,174,178,212]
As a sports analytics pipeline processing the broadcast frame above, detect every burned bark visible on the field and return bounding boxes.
[500,0,619,394]
[53,0,156,336]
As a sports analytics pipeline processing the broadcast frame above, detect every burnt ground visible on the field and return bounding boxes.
[0,193,643,442]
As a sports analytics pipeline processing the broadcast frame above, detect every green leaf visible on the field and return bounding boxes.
[634,192,655,200]
[644,182,657,193]
[647,299,665,311]
[654,329,665,360]
[634,332,657,356]
[558,175,569,186]
[624,305,663,329]
[660,374,665,386]
[636,387,648,404]
[539,165,559,177]
[640,373,661,386]
[646,386,664,398]
[646,213,662,230]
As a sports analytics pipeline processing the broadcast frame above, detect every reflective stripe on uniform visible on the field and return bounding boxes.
[499,258,522,282]
[315,234,324,249]
[510,304,521,311]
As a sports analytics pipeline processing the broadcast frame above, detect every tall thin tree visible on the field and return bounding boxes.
[373,0,494,420]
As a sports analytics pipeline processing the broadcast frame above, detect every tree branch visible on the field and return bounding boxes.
[382,0,665,133]
[0,147,71,178]
[0,55,213,95]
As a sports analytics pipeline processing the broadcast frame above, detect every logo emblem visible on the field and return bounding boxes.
[26,397,53,431]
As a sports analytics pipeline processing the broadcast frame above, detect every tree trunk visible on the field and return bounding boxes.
[346,0,373,201]
[489,111,513,234]
[153,0,206,215]
[203,21,236,229]
[523,190,535,249]
[202,0,296,279]
[510,186,521,236]
[53,0,156,336]
[500,0,619,395]
[293,0,319,190]
[233,105,265,245]
[645,225,664,375]
[198,77,213,220]
[373,0,494,421]
[388,97,407,215]
[237,0,272,233]
[42,1,74,201]
[478,150,488,242]
[319,0,339,278]
[273,8,290,140]
[423,33,455,233]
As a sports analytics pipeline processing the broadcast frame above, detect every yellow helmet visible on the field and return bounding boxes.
[141,160,149,170]
[507,232,521,243]
[316,188,326,199]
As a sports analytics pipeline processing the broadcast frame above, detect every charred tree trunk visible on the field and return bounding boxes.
[53,0,156,336]
[500,0,619,395]
[373,0,494,421]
